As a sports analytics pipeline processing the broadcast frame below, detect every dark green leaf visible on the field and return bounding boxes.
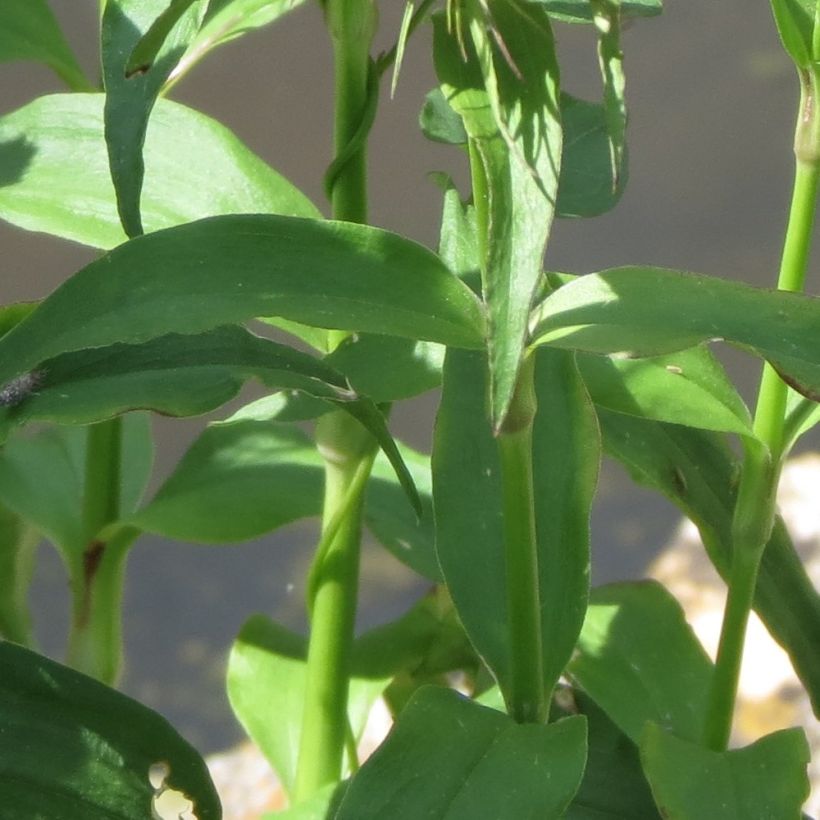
[563,690,661,819]
[433,346,599,703]
[227,615,387,797]
[532,267,820,402]
[597,409,820,715]
[568,582,713,744]
[0,0,90,90]
[0,215,485,391]
[0,93,319,249]
[578,346,754,437]
[335,686,587,820]
[434,3,562,426]
[558,92,627,217]
[640,723,810,819]
[0,641,220,819]
[419,87,469,145]
[534,0,662,24]
[102,0,208,236]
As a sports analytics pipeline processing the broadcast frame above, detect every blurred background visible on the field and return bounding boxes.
[0,0,814,751]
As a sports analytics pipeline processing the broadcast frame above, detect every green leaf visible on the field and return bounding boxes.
[782,387,820,455]
[434,3,562,427]
[325,334,444,402]
[0,641,220,818]
[0,215,484,391]
[227,615,388,797]
[568,581,713,744]
[640,723,810,819]
[0,417,151,562]
[535,0,662,24]
[770,0,818,67]
[558,92,627,217]
[0,500,38,645]
[174,0,308,85]
[532,266,820,402]
[335,686,587,820]
[0,326,361,440]
[0,93,320,249]
[563,690,661,819]
[597,410,820,715]
[433,346,599,704]
[266,783,346,819]
[125,0,202,76]
[578,346,754,437]
[0,0,90,90]
[102,0,208,236]
[419,88,469,145]
[435,175,480,280]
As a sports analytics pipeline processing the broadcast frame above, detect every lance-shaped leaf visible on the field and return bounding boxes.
[129,419,438,576]
[568,582,714,744]
[433,346,599,703]
[0,641,221,819]
[578,346,754,438]
[227,615,388,799]
[0,94,320,249]
[640,723,810,819]
[171,0,308,87]
[534,0,662,24]
[433,3,562,427]
[0,214,485,390]
[102,0,208,236]
[598,409,820,715]
[532,266,820,401]
[335,687,587,820]
[770,0,820,68]
[0,500,38,645]
[0,0,90,90]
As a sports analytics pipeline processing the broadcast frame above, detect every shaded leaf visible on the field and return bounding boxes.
[102,0,208,236]
[597,409,820,715]
[568,582,713,744]
[535,0,662,24]
[433,346,599,704]
[532,266,820,402]
[0,641,220,819]
[0,215,485,391]
[640,723,810,819]
[419,87,469,145]
[227,615,387,797]
[0,93,319,249]
[335,686,587,819]
[0,0,90,89]
[0,500,38,645]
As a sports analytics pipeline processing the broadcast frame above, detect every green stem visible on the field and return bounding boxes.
[293,413,375,801]
[294,1,377,800]
[65,417,125,683]
[497,354,545,724]
[703,83,820,749]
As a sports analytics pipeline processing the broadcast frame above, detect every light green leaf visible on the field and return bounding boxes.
[598,410,820,716]
[434,2,562,427]
[102,0,208,236]
[227,615,388,797]
[433,346,599,704]
[266,783,345,819]
[0,214,485,391]
[0,641,220,819]
[578,346,754,437]
[0,500,38,645]
[173,0,308,86]
[0,0,90,90]
[568,582,713,744]
[531,266,820,402]
[0,93,320,249]
[535,0,662,24]
[640,723,810,819]
[335,687,587,819]
[770,0,818,67]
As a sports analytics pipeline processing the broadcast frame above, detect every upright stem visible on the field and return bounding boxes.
[497,354,545,724]
[293,0,377,801]
[703,68,820,750]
